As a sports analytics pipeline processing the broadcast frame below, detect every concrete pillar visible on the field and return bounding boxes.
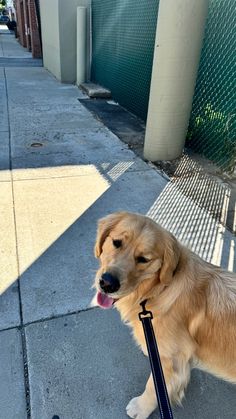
[28,0,42,58]
[23,0,31,51]
[40,0,91,83]
[15,0,27,47]
[144,0,209,161]
[76,7,87,85]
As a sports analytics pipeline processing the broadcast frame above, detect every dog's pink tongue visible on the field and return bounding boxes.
[97,292,114,309]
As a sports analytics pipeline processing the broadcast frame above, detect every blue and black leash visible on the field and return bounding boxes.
[139,300,174,419]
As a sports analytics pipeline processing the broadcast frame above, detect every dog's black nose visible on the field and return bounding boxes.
[99,272,120,294]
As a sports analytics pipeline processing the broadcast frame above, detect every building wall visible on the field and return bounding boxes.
[23,0,31,51]
[40,0,89,83]
[15,0,42,58]
[58,0,80,82]
[28,0,41,57]
[59,0,91,82]
[15,0,27,47]
[39,0,61,80]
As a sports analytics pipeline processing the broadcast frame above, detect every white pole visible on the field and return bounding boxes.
[144,0,209,161]
[76,6,87,86]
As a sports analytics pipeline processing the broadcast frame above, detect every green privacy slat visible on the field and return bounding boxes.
[91,0,235,173]
[187,0,236,173]
[91,0,159,121]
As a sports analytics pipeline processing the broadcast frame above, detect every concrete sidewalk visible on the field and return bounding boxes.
[0,30,235,419]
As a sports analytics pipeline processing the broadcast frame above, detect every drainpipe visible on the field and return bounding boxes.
[76,6,87,86]
[144,0,209,161]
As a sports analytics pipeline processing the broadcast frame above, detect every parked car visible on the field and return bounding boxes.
[0,15,10,24]
[7,20,16,31]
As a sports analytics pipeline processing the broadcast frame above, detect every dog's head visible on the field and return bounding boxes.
[93,212,180,309]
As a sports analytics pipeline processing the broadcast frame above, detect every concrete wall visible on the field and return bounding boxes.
[40,0,90,83]
[58,0,81,82]
[40,0,61,80]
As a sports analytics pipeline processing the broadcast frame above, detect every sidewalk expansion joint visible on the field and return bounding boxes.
[21,328,31,418]
[0,305,98,335]
[11,166,153,182]
[3,67,32,419]
[24,305,98,327]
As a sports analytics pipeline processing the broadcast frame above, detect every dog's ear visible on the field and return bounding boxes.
[94,212,126,258]
[159,233,181,284]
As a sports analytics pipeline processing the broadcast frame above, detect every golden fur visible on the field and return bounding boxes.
[93,212,236,419]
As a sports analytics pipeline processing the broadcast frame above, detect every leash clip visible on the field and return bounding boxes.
[139,299,153,320]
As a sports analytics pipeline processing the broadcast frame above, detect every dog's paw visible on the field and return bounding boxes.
[126,396,149,419]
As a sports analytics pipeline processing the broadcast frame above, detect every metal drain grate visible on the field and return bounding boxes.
[30,142,43,148]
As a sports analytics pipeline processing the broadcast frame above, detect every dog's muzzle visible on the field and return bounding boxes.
[99,272,120,294]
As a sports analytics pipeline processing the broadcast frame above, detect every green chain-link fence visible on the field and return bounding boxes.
[187,0,236,173]
[91,0,235,173]
[91,0,159,121]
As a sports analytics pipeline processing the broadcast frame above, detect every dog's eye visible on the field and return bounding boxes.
[113,239,122,248]
[136,256,149,264]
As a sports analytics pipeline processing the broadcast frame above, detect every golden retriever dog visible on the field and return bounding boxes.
[92,212,236,419]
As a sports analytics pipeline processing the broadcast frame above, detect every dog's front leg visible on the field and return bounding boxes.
[126,355,191,418]
[126,356,172,419]
[126,373,157,419]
